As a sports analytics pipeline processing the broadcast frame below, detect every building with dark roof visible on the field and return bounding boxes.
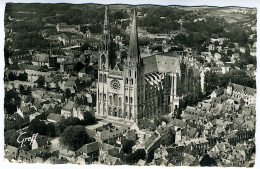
[96,7,205,124]
[226,83,256,106]
[32,53,57,68]
[77,142,100,162]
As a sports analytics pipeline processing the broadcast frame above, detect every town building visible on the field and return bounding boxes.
[56,23,79,33]
[226,83,256,106]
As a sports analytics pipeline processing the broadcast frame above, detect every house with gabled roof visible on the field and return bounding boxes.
[61,101,82,119]
[77,142,99,163]
[211,88,224,99]
[47,113,62,123]
[226,83,256,106]
[32,53,50,67]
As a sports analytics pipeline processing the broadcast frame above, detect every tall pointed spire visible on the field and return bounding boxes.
[100,5,111,70]
[103,6,110,35]
[128,9,140,62]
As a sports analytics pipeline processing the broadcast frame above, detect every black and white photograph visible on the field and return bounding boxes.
[2,0,258,168]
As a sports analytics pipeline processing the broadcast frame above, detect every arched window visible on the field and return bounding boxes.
[119,97,122,106]
[125,96,128,103]
[104,94,106,100]
[109,95,112,105]
[109,107,112,116]
[130,106,133,119]
[130,97,133,104]
[113,108,117,117]
[119,109,122,118]
[103,74,107,83]
[113,94,118,106]
[103,103,106,113]
[101,54,106,65]
[98,102,101,114]
[131,79,134,85]
[125,78,128,84]
[99,74,103,82]
[129,70,131,77]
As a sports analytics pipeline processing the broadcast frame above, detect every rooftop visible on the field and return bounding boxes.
[142,52,181,74]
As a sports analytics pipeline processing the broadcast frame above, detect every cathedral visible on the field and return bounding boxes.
[96,7,205,123]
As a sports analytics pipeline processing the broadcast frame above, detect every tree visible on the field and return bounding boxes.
[218,70,256,88]
[173,33,188,46]
[4,89,21,114]
[125,152,135,164]
[228,42,235,48]
[204,71,219,94]
[19,84,25,94]
[8,72,17,81]
[65,88,71,100]
[28,118,47,135]
[125,149,146,164]
[23,86,32,95]
[222,40,228,47]
[4,104,17,115]
[35,75,45,88]
[113,10,127,20]
[7,132,32,150]
[46,122,56,137]
[88,24,102,34]
[200,154,217,166]
[60,125,92,151]
[59,116,81,133]
[17,72,28,81]
[122,139,135,154]
[82,111,96,125]
[133,149,146,161]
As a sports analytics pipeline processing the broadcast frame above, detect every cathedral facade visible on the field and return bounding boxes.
[96,7,205,123]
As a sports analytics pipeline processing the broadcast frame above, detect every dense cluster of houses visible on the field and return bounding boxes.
[4,79,255,166]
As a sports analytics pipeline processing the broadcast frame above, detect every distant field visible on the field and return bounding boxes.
[180,6,212,11]
[176,6,255,23]
[209,8,250,23]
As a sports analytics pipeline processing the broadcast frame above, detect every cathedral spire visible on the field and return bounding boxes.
[99,5,111,70]
[128,9,140,62]
[103,6,110,35]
